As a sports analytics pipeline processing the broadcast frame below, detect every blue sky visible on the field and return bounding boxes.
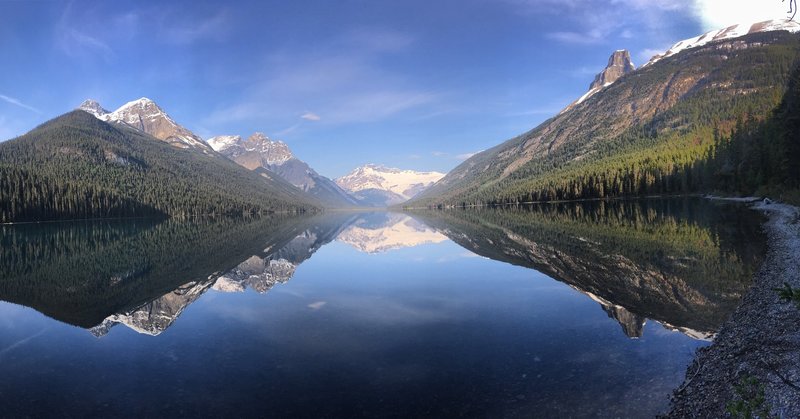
[0,0,792,178]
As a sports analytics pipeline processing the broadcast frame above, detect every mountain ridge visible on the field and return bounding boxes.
[336,164,445,207]
[208,132,359,208]
[408,22,800,207]
[78,97,212,153]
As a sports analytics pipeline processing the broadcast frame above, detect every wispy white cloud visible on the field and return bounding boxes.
[546,29,607,45]
[57,27,114,60]
[275,124,301,137]
[300,112,321,121]
[505,0,694,47]
[206,33,441,127]
[54,2,115,61]
[0,94,41,114]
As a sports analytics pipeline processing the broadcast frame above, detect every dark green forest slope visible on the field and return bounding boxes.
[409,31,800,207]
[0,111,320,222]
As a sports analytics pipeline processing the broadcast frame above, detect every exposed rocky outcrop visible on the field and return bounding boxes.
[589,50,635,91]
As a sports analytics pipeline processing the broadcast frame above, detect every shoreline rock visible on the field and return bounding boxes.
[666,200,800,417]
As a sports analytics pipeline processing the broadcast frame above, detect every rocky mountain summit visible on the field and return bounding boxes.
[589,50,635,91]
[208,133,357,208]
[78,98,211,152]
[567,49,635,109]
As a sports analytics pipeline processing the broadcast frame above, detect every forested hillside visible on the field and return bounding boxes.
[0,111,319,222]
[408,31,800,207]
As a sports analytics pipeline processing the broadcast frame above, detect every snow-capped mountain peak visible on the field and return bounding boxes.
[645,19,800,67]
[76,98,211,152]
[240,132,293,165]
[78,99,108,118]
[335,164,445,203]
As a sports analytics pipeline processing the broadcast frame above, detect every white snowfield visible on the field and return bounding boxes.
[336,164,445,200]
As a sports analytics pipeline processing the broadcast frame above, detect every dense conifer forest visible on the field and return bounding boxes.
[0,111,319,222]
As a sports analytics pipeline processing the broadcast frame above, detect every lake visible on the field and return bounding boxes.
[0,198,766,417]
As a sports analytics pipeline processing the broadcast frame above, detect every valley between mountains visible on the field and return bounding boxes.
[2,19,800,223]
[3,9,800,418]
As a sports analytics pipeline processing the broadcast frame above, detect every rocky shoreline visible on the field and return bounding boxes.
[666,200,800,417]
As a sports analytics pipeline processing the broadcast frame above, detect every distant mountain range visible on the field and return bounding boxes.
[408,19,800,207]
[0,93,446,221]
[78,97,440,209]
[336,164,444,207]
[208,132,359,208]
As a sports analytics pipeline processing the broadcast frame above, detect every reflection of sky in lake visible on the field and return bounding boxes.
[0,229,706,417]
[5,196,768,418]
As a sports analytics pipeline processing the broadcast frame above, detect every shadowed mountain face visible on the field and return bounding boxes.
[0,214,348,330]
[410,198,766,338]
[410,30,800,207]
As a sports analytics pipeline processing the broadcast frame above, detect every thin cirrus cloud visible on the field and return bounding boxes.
[505,0,693,46]
[301,112,321,121]
[206,33,440,127]
[56,27,114,60]
[54,3,115,61]
[0,94,41,114]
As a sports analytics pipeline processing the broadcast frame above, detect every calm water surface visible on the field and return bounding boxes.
[0,198,765,417]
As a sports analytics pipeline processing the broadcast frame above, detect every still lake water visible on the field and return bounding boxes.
[0,198,765,417]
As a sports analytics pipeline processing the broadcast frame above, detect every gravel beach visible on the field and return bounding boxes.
[666,200,800,417]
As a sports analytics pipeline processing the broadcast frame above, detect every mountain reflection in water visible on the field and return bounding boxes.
[0,198,764,340]
[413,199,765,339]
[0,198,770,418]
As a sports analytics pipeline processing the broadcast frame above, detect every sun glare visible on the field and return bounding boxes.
[695,0,793,29]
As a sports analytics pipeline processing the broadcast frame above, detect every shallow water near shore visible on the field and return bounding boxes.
[0,198,766,417]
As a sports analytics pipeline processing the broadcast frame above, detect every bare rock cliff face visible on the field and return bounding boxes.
[589,50,635,91]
